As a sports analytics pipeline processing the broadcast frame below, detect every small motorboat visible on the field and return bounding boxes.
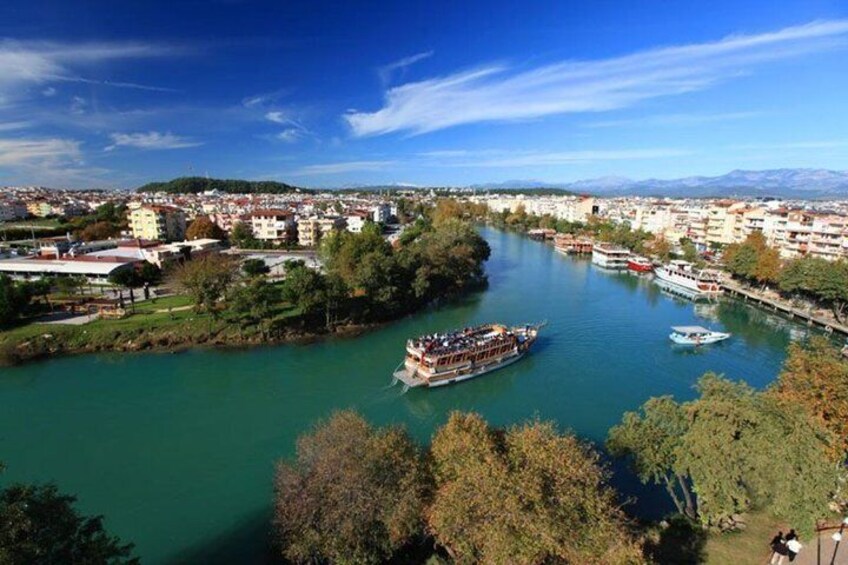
[669,325,731,346]
[627,256,654,273]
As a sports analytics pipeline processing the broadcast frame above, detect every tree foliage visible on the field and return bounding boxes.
[229,222,257,249]
[0,275,33,328]
[137,176,307,195]
[769,336,848,457]
[79,220,121,242]
[185,216,225,241]
[428,412,642,564]
[0,482,137,564]
[273,411,426,565]
[241,258,270,278]
[169,254,239,316]
[608,373,840,535]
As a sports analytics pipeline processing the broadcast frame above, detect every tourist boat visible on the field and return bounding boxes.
[627,256,653,273]
[654,260,722,294]
[669,325,731,346]
[392,322,544,388]
[591,244,630,269]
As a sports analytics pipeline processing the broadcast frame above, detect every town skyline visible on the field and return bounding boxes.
[1,0,848,188]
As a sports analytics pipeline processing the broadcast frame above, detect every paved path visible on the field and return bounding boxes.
[35,312,99,325]
[795,531,846,565]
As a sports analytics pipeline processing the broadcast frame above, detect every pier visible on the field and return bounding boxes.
[722,281,848,337]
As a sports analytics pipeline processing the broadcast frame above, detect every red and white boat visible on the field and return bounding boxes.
[627,256,653,273]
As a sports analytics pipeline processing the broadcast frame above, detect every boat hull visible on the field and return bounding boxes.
[393,349,527,388]
[655,266,720,293]
[627,259,653,272]
[669,332,731,345]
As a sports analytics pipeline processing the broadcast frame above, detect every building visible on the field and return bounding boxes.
[128,206,187,242]
[297,216,346,247]
[249,209,296,243]
[0,255,136,284]
[345,211,371,233]
[0,200,28,221]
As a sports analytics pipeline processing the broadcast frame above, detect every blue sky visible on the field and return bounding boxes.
[1,0,847,188]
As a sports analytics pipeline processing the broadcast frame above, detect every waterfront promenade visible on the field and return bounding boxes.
[722,280,848,337]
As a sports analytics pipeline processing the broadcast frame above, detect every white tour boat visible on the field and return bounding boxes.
[654,260,722,294]
[591,244,630,269]
[669,326,731,346]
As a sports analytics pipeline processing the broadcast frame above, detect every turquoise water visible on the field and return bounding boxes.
[0,228,810,563]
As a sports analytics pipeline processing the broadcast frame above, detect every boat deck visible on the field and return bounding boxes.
[392,369,427,388]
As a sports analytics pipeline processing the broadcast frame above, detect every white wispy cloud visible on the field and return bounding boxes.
[105,131,202,150]
[276,129,303,143]
[378,50,434,84]
[346,20,848,137]
[292,160,397,176]
[0,39,181,101]
[0,121,31,131]
[0,137,81,166]
[585,111,761,128]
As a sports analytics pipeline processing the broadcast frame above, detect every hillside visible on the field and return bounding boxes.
[137,177,308,194]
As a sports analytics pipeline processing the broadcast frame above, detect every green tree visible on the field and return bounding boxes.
[0,481,137,564]
[241,258,270,278]
[227,278,278,337]
[170,255,239,317]
[229,221,257,248]
[0,275,32,327]
[274,411,426,564]
[428,412,642,564]
[607,396,695,519]
[54,275,86,297]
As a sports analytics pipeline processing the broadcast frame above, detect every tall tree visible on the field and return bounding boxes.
[428,412,642,564]
[185,216,225,241]
[0,482,137,564]
[607,396,695,519]
[170,255,239,317]
[274,411,426,564]
[0,275,32,327]
[769,336,848,457]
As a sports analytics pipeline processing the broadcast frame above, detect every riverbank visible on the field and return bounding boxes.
[0,297,383,366]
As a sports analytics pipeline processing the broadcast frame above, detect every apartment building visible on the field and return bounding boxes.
[128,205,187,242]
[249,209,296,243]
[0,200,28,221]
[297,216,346,247]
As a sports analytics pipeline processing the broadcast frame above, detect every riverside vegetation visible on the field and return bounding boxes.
[0,216,490,365]
[269,337,848,564]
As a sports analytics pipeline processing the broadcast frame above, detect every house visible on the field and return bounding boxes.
[249,209,296,243]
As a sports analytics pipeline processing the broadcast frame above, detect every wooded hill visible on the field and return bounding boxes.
[136,177,308,194]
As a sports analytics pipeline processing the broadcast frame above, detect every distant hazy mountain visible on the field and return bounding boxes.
[470,169,848,198]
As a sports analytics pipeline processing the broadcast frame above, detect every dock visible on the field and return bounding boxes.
[722,281,848,336]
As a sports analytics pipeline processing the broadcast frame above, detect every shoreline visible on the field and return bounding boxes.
[0,318,387,367]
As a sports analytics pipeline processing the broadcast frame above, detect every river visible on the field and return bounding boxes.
[0,227,812,563]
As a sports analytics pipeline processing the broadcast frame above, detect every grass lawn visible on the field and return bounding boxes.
[704,511,785,565]
[0,293,305,364]
[131,294,194,313]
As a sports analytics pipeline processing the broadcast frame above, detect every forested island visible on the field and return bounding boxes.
[136,176,307,194]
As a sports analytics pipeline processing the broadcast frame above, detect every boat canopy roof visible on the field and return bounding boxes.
[671,325,712,334]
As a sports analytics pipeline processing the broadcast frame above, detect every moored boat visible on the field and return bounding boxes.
[393,322,544,388]
[669,325,731,346]
[654,260,721,294]
[591,244,630,269]
[627,256,653,273]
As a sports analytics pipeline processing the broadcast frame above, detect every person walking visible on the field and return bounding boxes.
[770,531,788,565]
[785,529,802,562]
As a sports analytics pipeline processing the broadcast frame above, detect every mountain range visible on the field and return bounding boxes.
[467,169,848,198]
